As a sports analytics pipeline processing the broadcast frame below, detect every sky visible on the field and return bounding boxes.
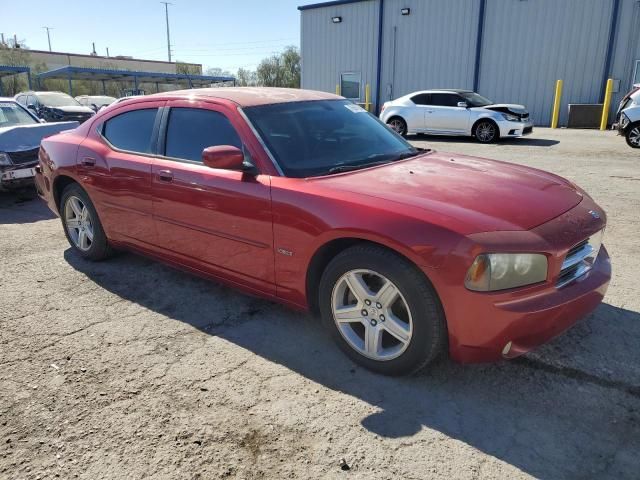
[0,0,312,73]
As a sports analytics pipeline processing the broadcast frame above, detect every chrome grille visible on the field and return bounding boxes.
[557,231,603,288]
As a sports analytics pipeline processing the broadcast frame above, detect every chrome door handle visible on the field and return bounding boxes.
[158,170,173,182]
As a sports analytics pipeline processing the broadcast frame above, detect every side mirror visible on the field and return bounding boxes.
[90,103,99,112]
[27,104,37,111]
[457,101,469,108]
[202,145,245,170]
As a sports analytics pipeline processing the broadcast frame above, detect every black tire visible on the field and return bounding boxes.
[625,122,640,148]
[473,119,499,143]
[387,117,408,137]
[318,244,447,376]
[60,183,113,261]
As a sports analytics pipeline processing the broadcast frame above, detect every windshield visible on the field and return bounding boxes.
[38,93,81,107]
[0,102,38,127]
[243,100,418,178]
[459,92,493,107]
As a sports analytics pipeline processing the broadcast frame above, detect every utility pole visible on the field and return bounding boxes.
[161,2,173,62]
[43,26,53,51]
[106,47,110,57]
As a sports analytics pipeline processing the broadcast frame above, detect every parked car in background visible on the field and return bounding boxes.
[15,91,95,124]
[36,87,609,375]
[76,95,117,112]
[0,98,78,191]
[98,95,144,112]
[380,89,533,143]
[615,84,640,148]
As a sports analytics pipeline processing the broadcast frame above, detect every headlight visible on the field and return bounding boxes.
[465,253,548,291]
[501,113,520,122]
[0,152,13,166]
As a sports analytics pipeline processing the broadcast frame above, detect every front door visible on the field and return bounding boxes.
[424,93,471,133]
[151,101,275,294]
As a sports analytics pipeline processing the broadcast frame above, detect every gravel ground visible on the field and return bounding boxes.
[1,127,639,479]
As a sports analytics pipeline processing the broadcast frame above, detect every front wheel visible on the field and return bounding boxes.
[319,245,447,376]
[625,123,640,148]
[474,120,499,143]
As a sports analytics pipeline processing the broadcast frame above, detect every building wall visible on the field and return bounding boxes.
[379,0,480,105]
[300,0,640,126]
[28,50,202,74]
[301,0,379,103]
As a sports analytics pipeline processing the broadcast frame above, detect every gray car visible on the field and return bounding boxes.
[379,89,534,143]
[616,85,640,148]
[0,98,78,191]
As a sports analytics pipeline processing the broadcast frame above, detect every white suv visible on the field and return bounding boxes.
[380,89,533,143]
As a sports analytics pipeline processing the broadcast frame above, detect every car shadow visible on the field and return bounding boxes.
[0,190,56,225]
[412,133,560,147]
[64,249,640,479]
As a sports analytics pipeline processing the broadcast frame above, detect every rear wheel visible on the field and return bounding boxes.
[387,117,408,137]
[625,122,640,148]
[474,119,499,143]
[319,245,447,376]
[60,184,112,261]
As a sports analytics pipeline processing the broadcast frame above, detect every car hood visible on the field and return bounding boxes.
[312,152,583,234]
[44,105,94,114]
[477,103,528,115]
[0,122,79,151]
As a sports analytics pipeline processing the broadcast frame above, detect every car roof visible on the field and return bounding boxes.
[0,97,17,102]
[408,89,474,95]
[150,87,341,107]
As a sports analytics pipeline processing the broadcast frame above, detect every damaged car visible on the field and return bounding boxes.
[15,91,95,124]
[380,89,533,143]
[0,98,78,191]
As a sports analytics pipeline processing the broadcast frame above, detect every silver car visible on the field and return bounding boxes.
[615,85,640,148]
[379,89,534,143]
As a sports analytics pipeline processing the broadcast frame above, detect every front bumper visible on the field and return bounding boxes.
[498,119,534,137]
[0,164,37,191]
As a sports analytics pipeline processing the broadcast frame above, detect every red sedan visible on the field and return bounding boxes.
[35,88,611,375]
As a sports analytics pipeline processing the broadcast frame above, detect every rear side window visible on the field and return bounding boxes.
[411,93,431,105]
[103,108,158,154]
[430,93,460,107]
[164,108,242,162]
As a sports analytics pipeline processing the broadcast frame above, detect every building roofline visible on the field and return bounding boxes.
[298,0,368,11]
[26,49,202,68]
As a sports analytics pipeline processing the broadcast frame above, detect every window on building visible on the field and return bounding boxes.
[430,93,461,107]
[164,108,242,163]
[341,72,361,100]
[102,108,158,154]
[411,93,432,105]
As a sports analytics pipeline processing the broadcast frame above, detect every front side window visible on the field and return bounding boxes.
[341,73,361,100]
[244,100,418,178]
[102,108,158,154]
[16,95,26,106]
[164,108,242,162]
[459,92,493,107]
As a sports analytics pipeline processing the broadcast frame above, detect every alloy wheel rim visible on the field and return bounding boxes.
[477,122,495,142]
[389,119,405,134]
[331,269,413,361]
[65,196,94,251]
[629,128,640,146]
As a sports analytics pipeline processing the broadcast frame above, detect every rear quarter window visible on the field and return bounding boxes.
[102,108,158,154]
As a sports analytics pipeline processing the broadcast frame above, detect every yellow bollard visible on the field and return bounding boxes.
[600,78,614,130]
[551,79,563,128]
[365,83,371,112]
[336,84,340,96]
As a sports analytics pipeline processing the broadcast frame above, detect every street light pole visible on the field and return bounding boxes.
[43,26,53,51]
[160,2,172,62]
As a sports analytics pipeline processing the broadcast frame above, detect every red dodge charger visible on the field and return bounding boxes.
[35,88,611,375]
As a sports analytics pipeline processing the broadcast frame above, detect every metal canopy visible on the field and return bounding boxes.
[36,66,235,95]
[0,65,32,95]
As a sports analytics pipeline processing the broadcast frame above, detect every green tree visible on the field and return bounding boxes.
[256,46,300,88]
[0,43,31,95]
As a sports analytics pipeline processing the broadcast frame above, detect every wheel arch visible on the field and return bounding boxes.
[52,174,80,211]
[305,236,438,316]
[471,117,500,140]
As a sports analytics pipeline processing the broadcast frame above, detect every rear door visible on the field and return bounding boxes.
[76,101,165,247]
[151,100,275,294]
[424,93,471,133]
